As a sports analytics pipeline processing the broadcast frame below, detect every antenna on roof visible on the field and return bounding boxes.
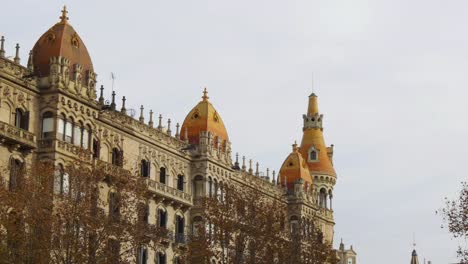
[110,72,116,92]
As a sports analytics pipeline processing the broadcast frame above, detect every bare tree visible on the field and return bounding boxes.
[0,159,166,264]
[440,182,468,264]
[188,184,336,264]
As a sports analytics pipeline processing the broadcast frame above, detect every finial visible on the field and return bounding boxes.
[60,5,69,23]
[14,43,20,64]
[292,140,298,152]
[98,85,104,104]
[120,96,127,114]
[158,114,163,130]
[0,36,5,58]
[266,168,270,180]
[27,50,34,71]
[110,91,116,110]
[242,156,246,171]
[248,159,253,174]
[167,119,172,136]
[255,162,259,176]
[139,105,144,122]
[175,123,180,138]
[148,110,154,127]
[234,153,240,168]
[202,87,209,101]
[184,127,188,143]
[272,170,276,183]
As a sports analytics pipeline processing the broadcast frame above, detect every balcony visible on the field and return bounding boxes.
[0,120,36,150]
[175,233,188,245]
[146,178,193,207]
[37,138,93,161]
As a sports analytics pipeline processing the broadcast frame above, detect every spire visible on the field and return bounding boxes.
[266,168,270,180]
[307,92,319,115]
[121,96,127,114]
[158,114,163,130]
[98,85,104,104]
[255,162,259,176]
[110,91,116,110]
[202,87,209,101]
[292,140,298,152]
[248,159,253,174]
[175,123,180,138]
[14,43,20,64]
[27,50,34,71]
[0,36,5,58]
[234,153,240,169]
[60,5,69,23]
[148,110,154,127]
[242,156,246,171]
[167,119,172,136]
[410,250,419,264]
[272,170,276,184]
[139,105,144,122]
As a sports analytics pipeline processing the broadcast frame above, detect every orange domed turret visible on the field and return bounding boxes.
[32,6,93,82]
[299,93,336,176]
[279,142,312,189]
[181,88,229,148]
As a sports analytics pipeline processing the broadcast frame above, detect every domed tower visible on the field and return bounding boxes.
[279,141,313,191]
[181,88,231,159]
[299,93,336,242]
[32,6,97,100]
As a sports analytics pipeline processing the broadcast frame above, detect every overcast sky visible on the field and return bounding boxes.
[1,0,467,263]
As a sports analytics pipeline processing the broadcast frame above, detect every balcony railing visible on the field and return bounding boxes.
[146,178,193,206]
[175,233,188,245]
[37,138,93,161]
[0,121,36,149]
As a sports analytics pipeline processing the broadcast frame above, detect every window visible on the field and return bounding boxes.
[347,258,353,264]
[9,159,23,191]
[138,203,149,224]
[310,150,317,161]
[177,175,184,191]
[15,108,29,131]
[319,188,327,209]
[290,216,299,236]
[73,122,82,146]
[141,160,150,178]
[193,175,204,198]
[65,117,73,143]
[41,112,54,138]
[158,209,167,228]
[208,177,213,197]
[112,148,122,167]
[92,139,100,159]
[57,115,66,140]
[159,167,166,184]
[136,247,147,264]
[176,215,185,243]
[82,125,90,149]
[109,192,120,221]
[156,252,166,264]
[54,164,70,195]
[108,239,120,263]
[192,216,203,237]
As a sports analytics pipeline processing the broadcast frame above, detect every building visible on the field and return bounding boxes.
[337,239,357,264]
[0,6,355,263]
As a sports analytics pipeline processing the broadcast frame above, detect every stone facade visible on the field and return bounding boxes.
[0,7,355,264]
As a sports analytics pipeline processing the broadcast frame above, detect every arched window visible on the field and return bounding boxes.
[193,175,204,198]
[207,177,213,197]
[141,160,150,178]
[112,148,122,167]
[9,159,23,191]
[41,112,54,138]
[310,150,317,161]
[138,203,149,224]
[82,125,90,149]
[109,192,120,221]
[290,215,299,235]
[54,164,70,195]
[136,247,148,264]
[213,179,218,199]
[64,117,73,143]
[156,252,166,264]
[15,108,29,131]
[157,208,167,228]
[177,175,184,191]
[73,121,83,146]
[92,139,100,159]
[175,215,185,243]
[159,167,166,184]
[57,114,66,140]
[319,188,327,209]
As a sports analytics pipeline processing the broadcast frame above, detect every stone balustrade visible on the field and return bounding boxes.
[145,178,193,207]
[0,120,36,149]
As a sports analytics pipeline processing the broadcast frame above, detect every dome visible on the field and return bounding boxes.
[279,142,312,189]
[32,6,93,83]
[181,88,229,147]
